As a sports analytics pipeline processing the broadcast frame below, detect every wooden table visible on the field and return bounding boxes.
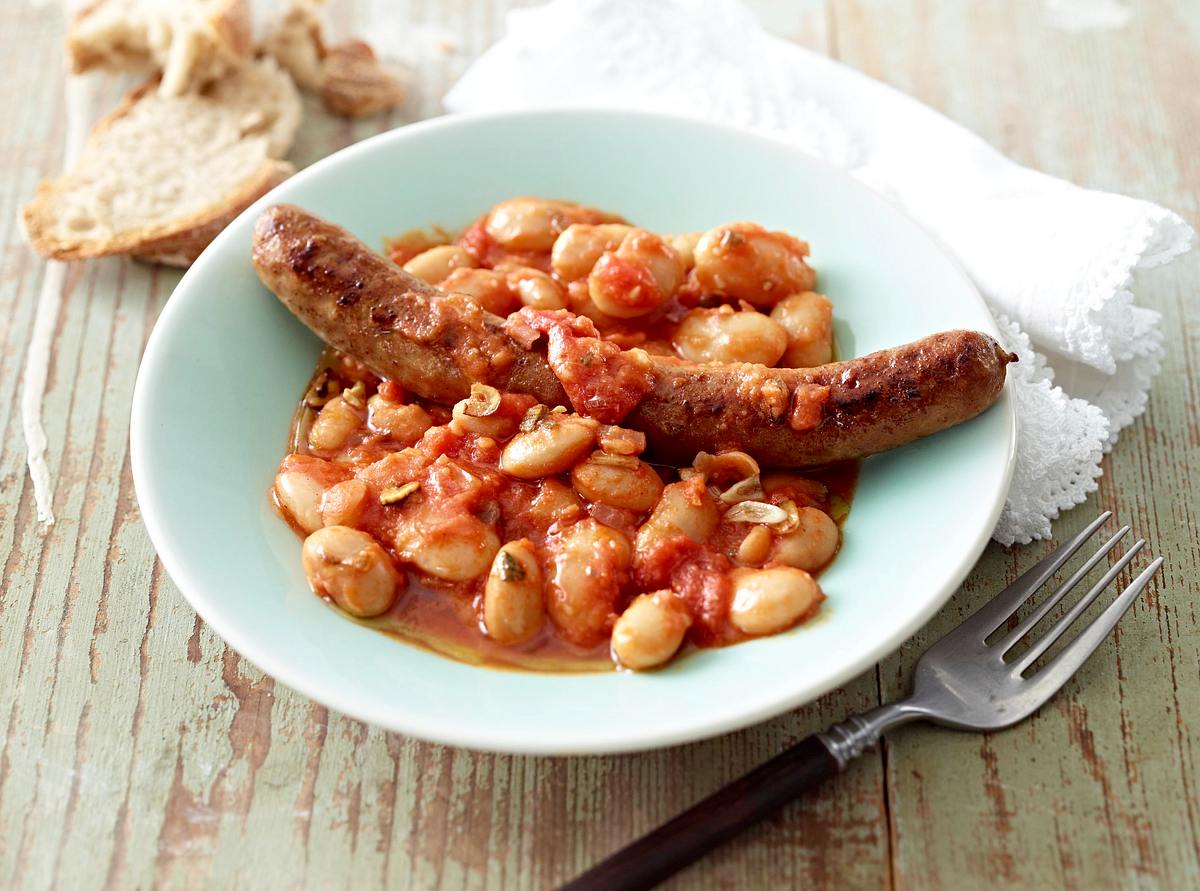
[2,1,1197,888]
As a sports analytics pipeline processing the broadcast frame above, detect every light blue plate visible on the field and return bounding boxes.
[130,109,1015,754]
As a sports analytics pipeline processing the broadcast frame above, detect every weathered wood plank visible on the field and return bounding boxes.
[833,0,1200,888]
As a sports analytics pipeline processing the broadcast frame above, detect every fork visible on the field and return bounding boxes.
[561,512,1163,891]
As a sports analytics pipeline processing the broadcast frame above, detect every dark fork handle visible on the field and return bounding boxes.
[559,735,839,891]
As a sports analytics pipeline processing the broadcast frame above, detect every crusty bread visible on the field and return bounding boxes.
[67,0,153,74]
[319,40,407,118]
[261,1,406,118]
[260,0,327,91]
[23,57,299,266]
[67,0,253,96]
[128,161,292,266]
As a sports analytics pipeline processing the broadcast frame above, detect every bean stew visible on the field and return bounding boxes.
[272,198,857,671]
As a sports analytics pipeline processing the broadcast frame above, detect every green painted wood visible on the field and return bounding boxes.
[0,1,1194,889]
[835,1,1200,888]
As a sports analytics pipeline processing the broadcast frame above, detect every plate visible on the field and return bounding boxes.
[131,109,1015,754]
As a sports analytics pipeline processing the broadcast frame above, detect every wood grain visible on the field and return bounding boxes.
[833,2,1200,887]
[0,1,1196,889]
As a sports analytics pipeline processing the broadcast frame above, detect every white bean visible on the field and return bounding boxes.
[485,198,613,251]
[450,397,519,439]
[551,223,632,281]
[367,395,433,445]
[770,507,839,572]
[507,267,568,310]
[635,477,719,552]
[770,291,833,368]
[693,222,815,307]
[546,519,631,646]
[669,232,701,271]
[320,478,368,527]
[402,244,474,284]
[308,395,361,450]
[565,278,623,329]
[483,540,545,645]
[275,470,326,533]
[529,478,586,529]
[302,525,402,618]
[611,591,692,670]
[405,515,500,582]
[729,566,823,635]
[501,415,596,479]
[570,453,664,512]
[736,525,773,565]
[671,307,788,366]
[440,267,519,316]
[588,229,685,318]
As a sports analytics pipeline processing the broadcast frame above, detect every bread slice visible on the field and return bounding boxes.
[67,0,253,96]
[23,57,300,266]
[125,161,292,266]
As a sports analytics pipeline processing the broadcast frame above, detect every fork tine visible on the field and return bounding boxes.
[1021,558,1163,699]
[993,526,1130,655]
[958,512,1112,639]
[1012,540,1146,674]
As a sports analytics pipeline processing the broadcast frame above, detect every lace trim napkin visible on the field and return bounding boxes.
[440,0,1193,544]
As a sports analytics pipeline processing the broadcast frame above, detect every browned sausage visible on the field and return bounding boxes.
[253,204,1014,467]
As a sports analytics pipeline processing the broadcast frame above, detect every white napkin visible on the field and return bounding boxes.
[438,0,1193,545]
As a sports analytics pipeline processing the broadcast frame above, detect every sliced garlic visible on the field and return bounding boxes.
[724,500,788,525]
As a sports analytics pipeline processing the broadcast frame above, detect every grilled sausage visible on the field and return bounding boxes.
[252,204,1014,467]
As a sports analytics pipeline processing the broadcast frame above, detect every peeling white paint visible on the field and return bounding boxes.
[21,72,93,527]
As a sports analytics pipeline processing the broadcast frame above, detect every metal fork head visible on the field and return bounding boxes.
[906,513,1163,731]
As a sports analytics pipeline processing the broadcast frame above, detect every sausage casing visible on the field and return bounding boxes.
[252,204,1014,467]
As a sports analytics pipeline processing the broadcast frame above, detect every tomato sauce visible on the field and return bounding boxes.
[278,349,857,672]
[274,202,855,672]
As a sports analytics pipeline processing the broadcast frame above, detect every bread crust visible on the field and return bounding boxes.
[22,70,297,265]
[212,0,254,63]
[159,0,254,96]
[67,0,150,74]
[24,158,293,264]
[130,161,293,267]
[319,40,407,118]
[67,0,253,90]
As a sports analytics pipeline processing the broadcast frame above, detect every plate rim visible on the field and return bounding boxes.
[130,107,1016,755]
